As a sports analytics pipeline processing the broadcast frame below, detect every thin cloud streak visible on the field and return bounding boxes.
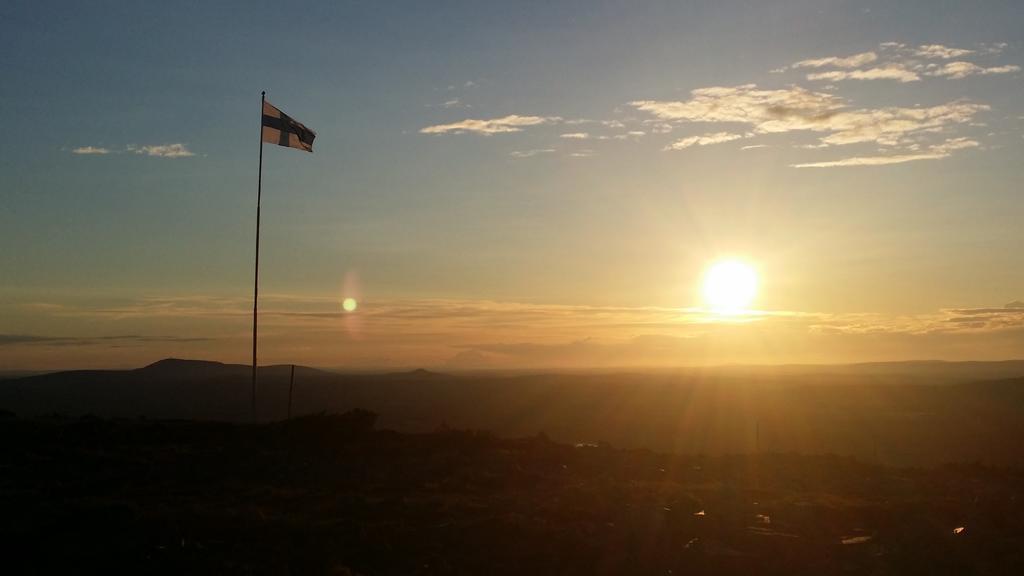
[127,143,195,158]
[509,148,555,158]
[926,62,1020,79]
[791,51,879,69]
[807,65,920,83]
[664,132,745,150]
[420,115,558,135]
[21,295,1024,336]
[71,146,110,155]
[792,137,979,168]
[914,44,974,59]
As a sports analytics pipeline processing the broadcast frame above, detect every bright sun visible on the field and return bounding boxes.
[702,260,758,313]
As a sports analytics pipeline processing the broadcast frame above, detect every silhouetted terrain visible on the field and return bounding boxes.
[3,359,1024,466]
[2,412,1022,575]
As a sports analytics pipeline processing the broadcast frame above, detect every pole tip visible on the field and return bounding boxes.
[261,90,266,96]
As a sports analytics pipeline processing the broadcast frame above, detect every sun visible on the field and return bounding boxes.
[702,260,758,313]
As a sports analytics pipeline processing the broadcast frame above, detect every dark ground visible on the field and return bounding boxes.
[2,411,1023,575]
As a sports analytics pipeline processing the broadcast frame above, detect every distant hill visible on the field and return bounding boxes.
[0,369,53,381]
[0,358,341,421]
[2,359,1024,466]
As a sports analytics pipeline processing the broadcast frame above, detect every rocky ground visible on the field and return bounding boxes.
[2,411,1023,575]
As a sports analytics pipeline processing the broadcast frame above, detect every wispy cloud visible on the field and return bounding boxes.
[631,85,987,149]
[417,40,1013,169]
[71,143,195,158]
[509,148,555,158]
[633,85,842,127]
[792,137,979,168]
[926,62,1020,79]
[791,51,878,69]
[807,64,920,83]
[664,132,744,150]
[914,44,974,59]
[71,146,110,155]
[782,42,1019,85]
[127,143,195,158]
[420,115,558,135]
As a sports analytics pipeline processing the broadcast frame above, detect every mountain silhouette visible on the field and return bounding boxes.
[3,359,1024,465]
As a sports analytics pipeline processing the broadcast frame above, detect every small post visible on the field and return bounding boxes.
[755,419,760,453]
[287,364,295,420]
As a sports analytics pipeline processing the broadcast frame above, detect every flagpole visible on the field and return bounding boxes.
[252,90,265,421]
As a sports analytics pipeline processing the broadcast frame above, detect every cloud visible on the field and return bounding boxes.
[818,103,986,146]
[443,300,1024,368]
[664,132,744,150]
[981,42,1008,55]
[71,144,197,157]
[17,295,1024,368]
[128,143,195,158]
[792,137,979,168]
[0,334,211,347]
[632,84,844,127]
[938,303,1024,332]
[71,146,110,155]
[914,44,974,59]
[926,62,1020,79]
[0,334,63,345]
[560,132,590,139]
[783,42,1016,84]
[442,98,463,109]
[509,148,555,158]
[791,51,878,69]
[807,65,920,83]
[569,149,596,158]
[631,85,987,149]
[741,144,768,150]
[420,115,557,135]
[793,153,943,168]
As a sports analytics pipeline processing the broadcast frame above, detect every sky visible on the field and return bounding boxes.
[1,0,1023,370]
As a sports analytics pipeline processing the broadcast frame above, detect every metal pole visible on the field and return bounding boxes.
[252,91,265,421]
[755,419,760,453]
[288,364,295,420]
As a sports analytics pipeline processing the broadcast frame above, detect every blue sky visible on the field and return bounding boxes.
[1,1,1023,369]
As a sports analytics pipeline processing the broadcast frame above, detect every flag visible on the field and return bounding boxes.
[261,101,316,152]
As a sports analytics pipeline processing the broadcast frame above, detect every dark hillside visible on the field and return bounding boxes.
[3,361,1024,466]
[2,413,1022,575]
